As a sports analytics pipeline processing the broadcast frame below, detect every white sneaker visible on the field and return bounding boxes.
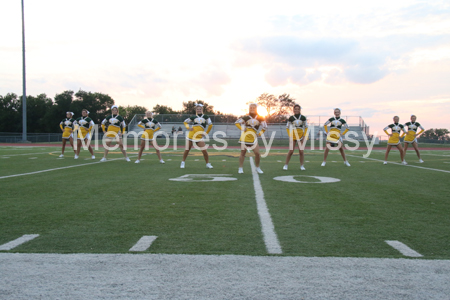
[256,167,263,174]
[135,160,140,164]
[59,154,64,158]
[160,159,165,164]
[419,159,424,163]
[401,161,408,165]
[180,161,185,169]
[91,155,95,160]
[74,154,79,159]
[283,165,288,170]
[300,165,306,171]
[100,157,107,162]
[206,163,213,169]
[321,162,326,167]
[344,161,351,167]
[238,168,244,174]
[125,157,131,162]
[383,161,387,165]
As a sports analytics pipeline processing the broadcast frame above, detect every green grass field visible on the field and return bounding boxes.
[1,144,449,258]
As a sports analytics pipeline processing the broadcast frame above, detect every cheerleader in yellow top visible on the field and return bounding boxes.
[100,105,130,162]
[383,116,407,165]
[73,109,96,159]
[59,112,76,158]
[283,104,308,171]
[180,104,213,169]
[235,103,267,174]
[403,115,425,163]
[135,111,164,164]
[322,108,351,167]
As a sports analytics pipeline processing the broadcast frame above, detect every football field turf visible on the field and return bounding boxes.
[1,144,449,259]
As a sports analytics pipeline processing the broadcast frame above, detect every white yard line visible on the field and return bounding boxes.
[129,236,158,252]
[0,156,135,180]
[249,157,282,254]
[0,234,39,251]
[347,155,450,174]
[0,151,59,157]
[385,240,423,257]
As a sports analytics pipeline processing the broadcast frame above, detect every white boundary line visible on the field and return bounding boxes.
[249,157,282,254]
[0,234,40,251]
[385,240,423,257]
[129,236,158,252]
[0,157,135,180]
[347,155,450,174]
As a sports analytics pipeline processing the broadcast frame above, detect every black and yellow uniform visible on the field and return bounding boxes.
[404,121,424,144]
[102,114,126,138]
[235,114,267,144]
[60,118,75,139]
[184,114,213,141]
[324,117,349,144]
[74,116,94,140]
[138,118,161,141]
[286,114,308,141]
[384,123,406,145]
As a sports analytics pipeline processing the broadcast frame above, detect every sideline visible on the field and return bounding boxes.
[1,253,448,300]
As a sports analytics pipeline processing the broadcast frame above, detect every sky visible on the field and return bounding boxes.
[1,0,449,136]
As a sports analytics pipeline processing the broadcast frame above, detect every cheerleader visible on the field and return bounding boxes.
[283,104,308,170]
[135,111,165,164]
[322,108,350,167]
[403,115,425,163]
[235,103,267,174]
[100,105,130,162]
[59,112,76,158]
[74,109,95,159]
[180,103,213,169]
[383,116,407,165]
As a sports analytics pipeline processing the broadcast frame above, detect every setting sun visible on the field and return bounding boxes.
[257,106,269,117]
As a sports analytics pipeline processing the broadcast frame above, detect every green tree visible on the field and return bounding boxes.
[73,90,115,125]
[182,100,215,114]
[19,93,53,133]
[153,104,178,114]
[0,93,21,132]
[118,105,148,121]
[43,90,75,133]
[421,128,450,141]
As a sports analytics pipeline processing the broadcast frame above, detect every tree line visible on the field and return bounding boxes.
[4,90,446,140]
[0,91,298,133]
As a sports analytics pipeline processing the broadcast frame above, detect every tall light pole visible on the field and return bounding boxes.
[21,0,28,142]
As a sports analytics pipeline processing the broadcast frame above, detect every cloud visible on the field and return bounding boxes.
[237,36,389,86]
[233,2,450,88]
